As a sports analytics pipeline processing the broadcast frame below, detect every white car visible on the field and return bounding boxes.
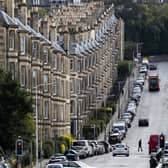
[62,161,96,168]
[136,77,145,85]
[139,66,147,73]
[72,140,93,157]
[46,163,64,168]
[112,143,130,157]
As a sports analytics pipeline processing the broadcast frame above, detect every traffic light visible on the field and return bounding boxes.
[160,134,165,148]
[16,139,23,156]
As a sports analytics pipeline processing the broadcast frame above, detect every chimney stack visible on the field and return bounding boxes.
[6,0,15,18]
[18,0,27,25]
[31,7,39,32]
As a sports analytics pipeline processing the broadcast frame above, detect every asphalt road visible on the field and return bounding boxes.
[83,62,168,168]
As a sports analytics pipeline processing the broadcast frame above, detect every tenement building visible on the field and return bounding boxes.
[0,0,124,139]
[0,0,71,140]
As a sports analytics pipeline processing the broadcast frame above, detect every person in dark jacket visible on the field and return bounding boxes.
[138,139,143,152]
[150,156,158,168]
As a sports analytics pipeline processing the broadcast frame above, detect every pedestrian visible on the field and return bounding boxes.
[150,155,157,168]
[138,139,143,152]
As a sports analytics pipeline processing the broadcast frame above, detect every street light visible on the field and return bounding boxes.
[103,94,115,141]
[34,82,55,168]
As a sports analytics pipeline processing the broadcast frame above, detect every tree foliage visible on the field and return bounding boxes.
[114,3,168,55]
[0,70,34,152]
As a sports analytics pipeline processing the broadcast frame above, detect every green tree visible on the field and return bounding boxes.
[0,69,34,152]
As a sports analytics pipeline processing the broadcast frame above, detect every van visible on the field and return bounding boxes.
[112,121,127,139]
[148,134,159,154]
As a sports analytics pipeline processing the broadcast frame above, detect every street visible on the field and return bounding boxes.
[82,62,168,168]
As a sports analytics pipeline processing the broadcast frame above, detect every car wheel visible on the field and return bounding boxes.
[126,154,129,157]
[113,154,116,157]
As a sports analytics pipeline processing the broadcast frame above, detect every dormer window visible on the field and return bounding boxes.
[9,30,15,50]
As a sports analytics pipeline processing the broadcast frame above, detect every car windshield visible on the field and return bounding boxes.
[71,146,83,150]
[73,141,85,146]
[115,144,125,148]
[150,79,157,85]
[47,165,62,168]
[113,126,124,130]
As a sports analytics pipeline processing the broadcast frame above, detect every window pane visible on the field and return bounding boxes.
[9,31,15,50]
[43,48,49,64]
[21,66,26,86]
[20,36,25,54]
[44,101,49,119]
[44,74,49,92]
[32,70,37,87]
[32,42,38,59]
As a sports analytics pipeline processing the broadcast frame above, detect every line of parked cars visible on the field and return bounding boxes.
[46,139,113,168]
[108,62,149,157]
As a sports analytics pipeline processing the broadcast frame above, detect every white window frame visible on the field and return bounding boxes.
[52,53,57,69]
[32,70,37,88]
[53,79,57,95]
[44,74,49,92]
[9,30,15,50]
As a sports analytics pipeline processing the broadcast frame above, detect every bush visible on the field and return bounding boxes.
[62,134,75,149]
[43,139,55,158]
[118,61,133,80]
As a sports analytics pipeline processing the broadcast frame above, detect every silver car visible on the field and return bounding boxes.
[112,143,129,157]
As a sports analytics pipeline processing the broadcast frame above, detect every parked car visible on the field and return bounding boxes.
[98,141,112,153]
[121,115,131,128]
[126,107,136,116]
[89,142,97,155]
[122,112,134,121]
[48,155,67,164]
[136,77,145,85]
[46,163,64,168]
[89,140,102,155]
[149,64,157,70]
[72,140,92,157]
[112,121,127,139]
[108,133,121,145]
[61,161,96,168]
[112,143,130,157]
[70,146,87,159]
[139,66,148,74]
[65,149,79,161]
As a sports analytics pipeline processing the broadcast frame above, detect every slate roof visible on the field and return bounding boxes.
[0,10,17,27]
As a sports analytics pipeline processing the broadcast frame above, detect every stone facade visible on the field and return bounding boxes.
[0,0,124,139]
[0,8,71,140]
[43,2,124,138]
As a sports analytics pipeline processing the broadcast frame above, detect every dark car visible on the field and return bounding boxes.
[138,118,149,127]
[64,149,79,161]
[98,141,112,153]
[149,64,157,70]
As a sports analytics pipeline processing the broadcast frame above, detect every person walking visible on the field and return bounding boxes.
[138,139,143,152]
[150,155,158,168]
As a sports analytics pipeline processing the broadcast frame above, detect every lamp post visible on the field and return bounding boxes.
[34,82,55,168]
[103,94,115,141]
